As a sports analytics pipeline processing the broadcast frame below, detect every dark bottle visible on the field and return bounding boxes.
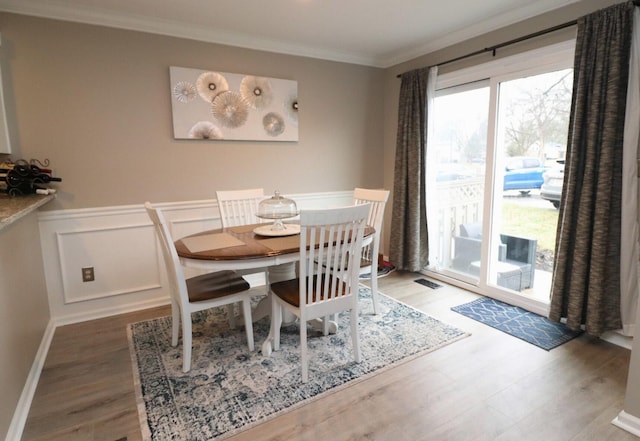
[31,173,62,184]
[30,164,53,174]
[0,172,34,195]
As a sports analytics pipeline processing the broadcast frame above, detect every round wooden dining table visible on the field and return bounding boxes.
[175,222,374,351]
[175,222,373,277]
[175,222,305,337]
[175,222,304,277]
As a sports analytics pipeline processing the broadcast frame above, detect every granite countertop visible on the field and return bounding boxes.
[0,194,55,231]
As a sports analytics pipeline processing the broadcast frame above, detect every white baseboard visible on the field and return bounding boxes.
[54,295,171,326]
[612,410,640,437]
[4,320,56,441]
[4,297,173,441]
[601,331,634,350]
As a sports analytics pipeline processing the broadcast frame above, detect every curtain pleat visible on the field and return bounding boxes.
[620,7,640,336]
[549,1,634,336]
[390,68,430,271]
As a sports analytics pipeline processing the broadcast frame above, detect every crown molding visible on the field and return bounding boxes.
[379,0,580,67]
[0,0,580,69]
[0,0,379,66]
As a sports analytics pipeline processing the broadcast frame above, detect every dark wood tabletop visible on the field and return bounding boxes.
[175,222,374,262]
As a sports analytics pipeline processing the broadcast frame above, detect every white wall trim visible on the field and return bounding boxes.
[37,199,217,222]
[0,0,581,68]
[4,319,55,441]
[54,296,171,327]
[37,192,353,324]
[55,222,162,304]
[601,331,634,351]
[612,410,640,437]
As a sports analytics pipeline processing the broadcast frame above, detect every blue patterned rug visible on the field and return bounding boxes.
[128,287,469,441]
[451,297,582,350]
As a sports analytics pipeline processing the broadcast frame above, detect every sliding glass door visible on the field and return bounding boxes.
[425,42,574,310]
[489,69,572,302]
[427,83,489,284]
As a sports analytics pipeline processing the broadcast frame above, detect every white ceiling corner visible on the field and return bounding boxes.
[0,0,581,68]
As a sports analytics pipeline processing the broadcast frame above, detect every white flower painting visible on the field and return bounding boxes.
[170,66,298,141]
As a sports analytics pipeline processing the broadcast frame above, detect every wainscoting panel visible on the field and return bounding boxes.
[57,222,161,304]
[38,192,351,324]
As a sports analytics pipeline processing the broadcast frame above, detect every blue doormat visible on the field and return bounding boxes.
[451,297,583,350]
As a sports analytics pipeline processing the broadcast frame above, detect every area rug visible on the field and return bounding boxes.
[128,286,469,441]
[451,297,582,350]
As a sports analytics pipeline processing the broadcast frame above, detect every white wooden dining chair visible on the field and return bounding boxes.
[217,188,268,228]
[353,187,390,314]
[145,202,255,373]
[267,204,369,383]
[216,189,271,290]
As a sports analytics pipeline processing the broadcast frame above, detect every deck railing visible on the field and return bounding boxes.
[430,178,484,268]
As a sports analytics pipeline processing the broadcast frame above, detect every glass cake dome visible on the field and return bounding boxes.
[256,191,299,230]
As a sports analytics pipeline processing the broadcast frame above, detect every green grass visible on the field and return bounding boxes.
[501,202,559,252]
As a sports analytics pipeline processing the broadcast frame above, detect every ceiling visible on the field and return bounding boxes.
[0,0,579,67]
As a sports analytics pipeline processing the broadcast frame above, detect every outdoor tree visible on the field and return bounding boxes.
[503,70,572,159]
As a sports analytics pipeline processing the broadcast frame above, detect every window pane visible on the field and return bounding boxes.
[490,68,572,300]
[427,85,489,278]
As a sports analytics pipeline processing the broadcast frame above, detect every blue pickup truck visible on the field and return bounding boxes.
[503,156,546,194]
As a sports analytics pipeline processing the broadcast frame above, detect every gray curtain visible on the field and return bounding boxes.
[390,68,429,271]
[549,1,634,335]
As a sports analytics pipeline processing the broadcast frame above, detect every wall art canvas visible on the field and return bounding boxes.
[169,66,298,142]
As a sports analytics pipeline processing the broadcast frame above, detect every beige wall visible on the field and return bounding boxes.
[0,13,385,211]
[0,213,50,438]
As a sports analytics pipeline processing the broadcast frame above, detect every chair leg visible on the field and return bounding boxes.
[241,298,254,351]
[263,269,270,296]
[370,271,379,315]
[227,304,236,329]
[370,242,380,314]
[350,308,361,363]
[300,319,308,383]
[182,313,193,373]
[171,301,180,347]
[272,297,282,352]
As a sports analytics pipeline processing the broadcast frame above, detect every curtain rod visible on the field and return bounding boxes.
[396,20,576,78]
[396,1,640,78]
[396,0,640,78]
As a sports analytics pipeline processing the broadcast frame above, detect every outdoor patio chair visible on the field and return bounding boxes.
[452,222,537,290]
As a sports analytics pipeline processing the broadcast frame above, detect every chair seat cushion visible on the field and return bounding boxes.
[271,276,348,307]
[186,270,250,303]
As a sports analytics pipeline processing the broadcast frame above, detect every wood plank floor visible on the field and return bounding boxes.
[21,271,636,441]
